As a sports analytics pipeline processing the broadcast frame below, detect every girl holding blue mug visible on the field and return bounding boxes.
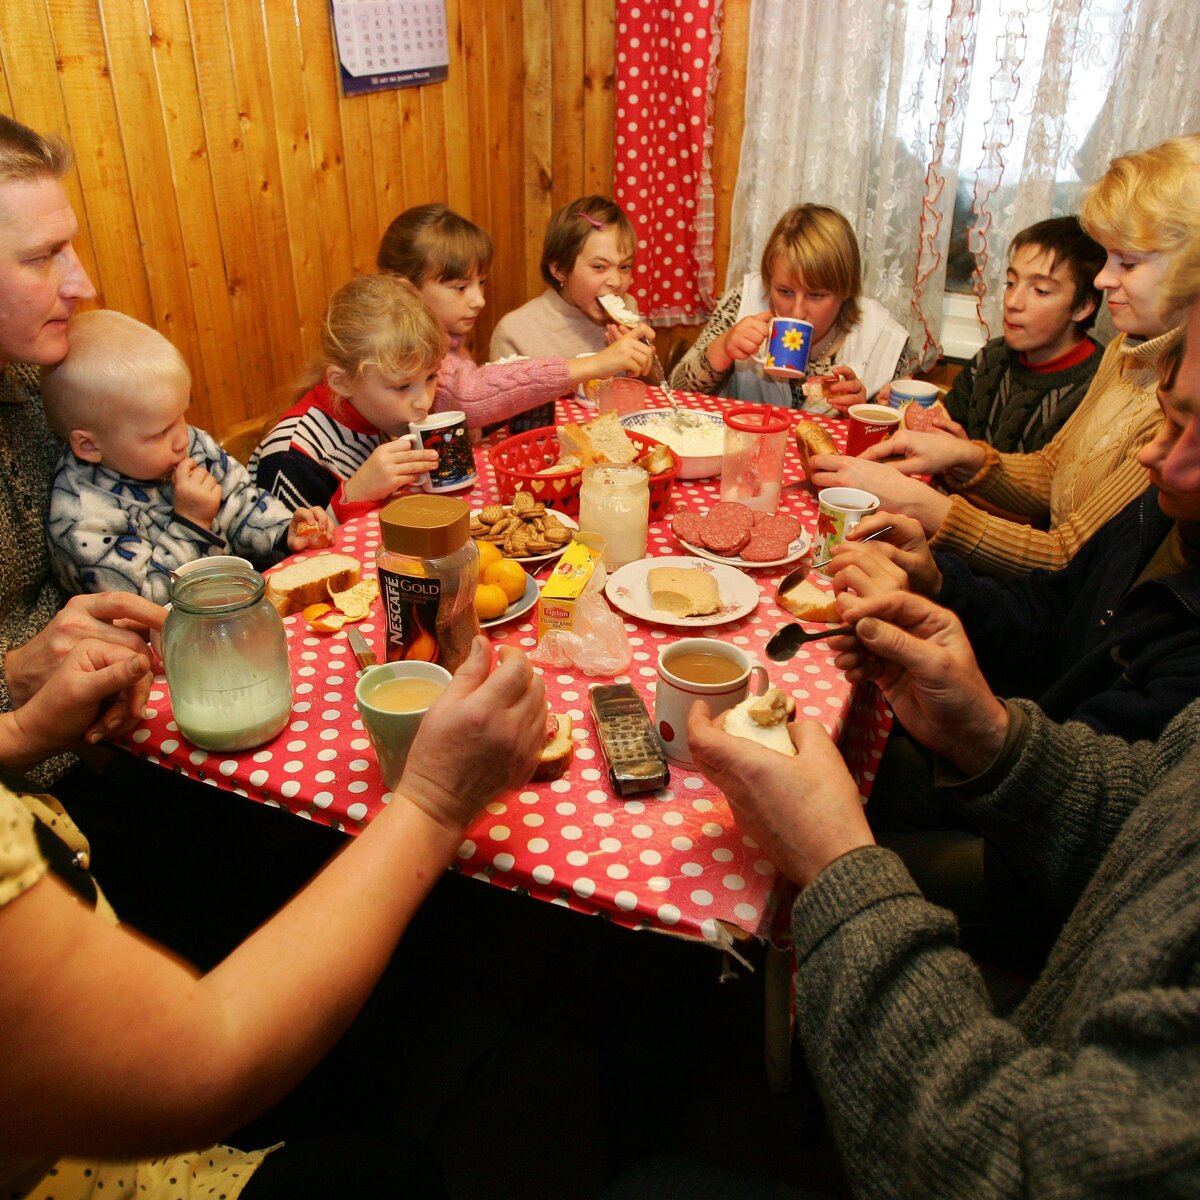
[670,204,913,412]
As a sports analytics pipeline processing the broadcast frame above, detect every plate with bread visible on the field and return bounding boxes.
[605,555,759,628]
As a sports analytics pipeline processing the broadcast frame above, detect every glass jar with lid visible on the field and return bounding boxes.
[377,494,480,673]
[720,405,792,513]
[578,463,650,570]
[163,560,292,751]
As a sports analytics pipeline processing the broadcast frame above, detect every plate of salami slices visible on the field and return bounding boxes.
[671,503,811,569]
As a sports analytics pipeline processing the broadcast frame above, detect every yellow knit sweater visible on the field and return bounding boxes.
[931,327,1181,578]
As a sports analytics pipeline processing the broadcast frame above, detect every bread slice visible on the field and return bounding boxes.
[585,411,638,465]
[794,419,837,483]
[266,553,362,616]
[533,713,574,780]
[778,577,839,623]
[724,688,797,756]
[648,566,722,617]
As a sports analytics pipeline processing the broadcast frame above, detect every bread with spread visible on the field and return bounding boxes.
[778,577,839,623]
[534,711,574,780]
[724,687,797,755]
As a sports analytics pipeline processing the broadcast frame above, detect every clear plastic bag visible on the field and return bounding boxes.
[531,561,632,676]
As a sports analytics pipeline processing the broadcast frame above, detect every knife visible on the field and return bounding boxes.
[347,627,377,672]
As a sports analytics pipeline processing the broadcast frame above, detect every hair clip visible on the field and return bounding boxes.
[576,212,605,230]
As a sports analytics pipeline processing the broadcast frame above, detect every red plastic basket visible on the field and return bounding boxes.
[488,426,679,520]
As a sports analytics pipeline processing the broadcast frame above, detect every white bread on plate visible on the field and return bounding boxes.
[534,713,574,780]
[648,566,721,618]
[778,577,839,623]
[724,687,797,755]
[266,553,362,616]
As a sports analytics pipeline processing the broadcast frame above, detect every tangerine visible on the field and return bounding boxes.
[474,583,509,621]
[474,538,504,572]
[484,559,527,604]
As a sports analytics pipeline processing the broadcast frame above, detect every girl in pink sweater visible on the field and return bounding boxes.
[377,204,652,430]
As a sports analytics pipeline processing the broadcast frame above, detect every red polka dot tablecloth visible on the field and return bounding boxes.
[615,0,720,322]
[117,392,891,949]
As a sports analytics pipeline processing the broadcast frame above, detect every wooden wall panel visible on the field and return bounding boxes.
[1,0,747,438]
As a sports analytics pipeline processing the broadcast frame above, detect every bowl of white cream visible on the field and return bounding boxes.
[620,409,725,479]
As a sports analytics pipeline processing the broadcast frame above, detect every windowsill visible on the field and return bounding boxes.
[941,290,986,361]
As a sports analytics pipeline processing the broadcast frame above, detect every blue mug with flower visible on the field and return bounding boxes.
[759,317,814,379]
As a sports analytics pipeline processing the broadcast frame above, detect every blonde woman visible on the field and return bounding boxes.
[670,203,912,410]
[816,133,1200,578]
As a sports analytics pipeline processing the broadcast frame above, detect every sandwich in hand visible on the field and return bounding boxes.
[794,419,837,485]
[724,687,796,756]
[534,708,574,780]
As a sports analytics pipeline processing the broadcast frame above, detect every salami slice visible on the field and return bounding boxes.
[754,512,801,543]
[699,502,754,555]
[739,531,793,562]
[671,511,706,545]
[903,399,949,432]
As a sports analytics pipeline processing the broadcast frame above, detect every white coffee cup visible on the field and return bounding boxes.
[404,410,477,493]
[355,660,452,790]
[654,639,769,765]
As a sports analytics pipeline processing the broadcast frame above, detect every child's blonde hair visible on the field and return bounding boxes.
[760,205,863,332]
[376,204,493,286]
[1080,133,1200,257]
[297,273,448,401]
[41,309,190,439]
[540,196,636,288]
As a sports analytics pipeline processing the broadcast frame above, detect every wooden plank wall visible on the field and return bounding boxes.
[0,0,747,439]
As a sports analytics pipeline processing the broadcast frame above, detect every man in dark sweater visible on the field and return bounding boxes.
[943,216,1106,452]
[686,590,1200,1199]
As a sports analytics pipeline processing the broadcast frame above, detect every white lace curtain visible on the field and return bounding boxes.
[726,0,1200,362]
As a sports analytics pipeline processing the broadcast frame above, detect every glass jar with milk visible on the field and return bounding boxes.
[163,561,292,751]
[578,463,649,570]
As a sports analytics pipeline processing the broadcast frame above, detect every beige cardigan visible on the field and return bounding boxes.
[932,327,1180,578]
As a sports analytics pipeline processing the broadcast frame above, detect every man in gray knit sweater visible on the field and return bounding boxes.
[688,587,1199,1198]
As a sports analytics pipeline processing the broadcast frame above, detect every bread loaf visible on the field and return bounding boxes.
[778,577,839,623]
[794,419,837,484]
[266,553,362,616]
[648,566,722,618]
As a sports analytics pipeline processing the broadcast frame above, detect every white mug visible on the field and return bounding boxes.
[355,660,452,790]
[654,639,768,765]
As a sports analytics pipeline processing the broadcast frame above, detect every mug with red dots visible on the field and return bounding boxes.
[653,639,768,765]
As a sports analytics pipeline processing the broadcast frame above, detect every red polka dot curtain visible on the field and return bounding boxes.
[614,0,723,325]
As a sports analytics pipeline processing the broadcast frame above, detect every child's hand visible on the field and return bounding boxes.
[602,318,655,346]
[591,334,653,381]
[287,506,336,551]
[172,457,221,528]
[708,311,771,373]
[342,439,439,504]
[823,365,867,413]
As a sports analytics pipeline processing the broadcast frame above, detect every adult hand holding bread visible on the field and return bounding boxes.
[830,590,1008,776]
[4,591,165,711]
[398,637,547,834]
[687,700,873,889]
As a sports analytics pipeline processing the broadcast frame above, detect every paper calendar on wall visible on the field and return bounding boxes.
[332,0,449,96]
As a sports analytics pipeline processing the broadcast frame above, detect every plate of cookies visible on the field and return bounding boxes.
[470,495,579,564]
